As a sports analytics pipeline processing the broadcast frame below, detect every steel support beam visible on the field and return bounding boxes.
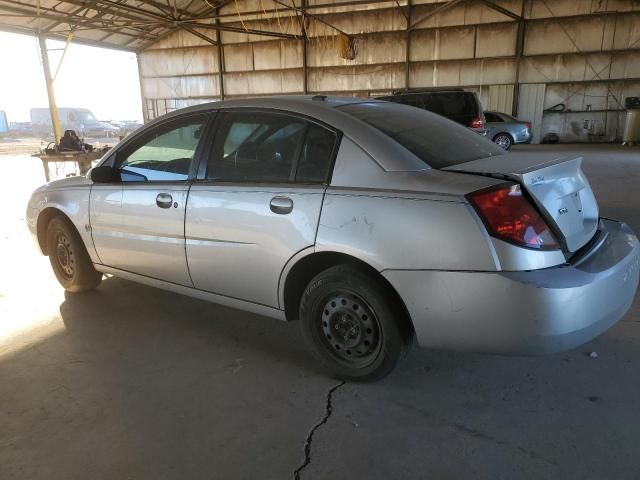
[512,0,526,116]
[181,25,218,45]
[136,54,148,123]
[405,0,412,90]
[215,10,225,100]
[301,0,308,94]
[38,34,62,144]
[476,0,521,21]
[183,21,301,40]
[409,0,465,31]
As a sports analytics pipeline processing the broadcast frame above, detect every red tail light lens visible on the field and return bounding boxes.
[470,116,484,129]
[525,121,532,130]
[467,184,559,250]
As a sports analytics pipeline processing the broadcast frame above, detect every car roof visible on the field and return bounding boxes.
[136,96,428,172]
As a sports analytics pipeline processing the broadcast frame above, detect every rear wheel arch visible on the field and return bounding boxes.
[282,251,414,341]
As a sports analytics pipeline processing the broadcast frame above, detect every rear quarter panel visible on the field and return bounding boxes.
[315,191,499,271]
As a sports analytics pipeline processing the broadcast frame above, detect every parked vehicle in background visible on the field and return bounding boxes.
[9,122,33,136]
[484,111,532,150]
[26,96,640,381]
[31,107,119,139]
[377,88,487,135]
[108,120,143,137]
[0,110,8,136]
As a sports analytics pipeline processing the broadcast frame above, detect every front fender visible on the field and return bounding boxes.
[27,184,98,263]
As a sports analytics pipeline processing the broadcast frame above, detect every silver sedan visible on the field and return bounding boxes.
[26,96,640,381]
[485,111,533,150]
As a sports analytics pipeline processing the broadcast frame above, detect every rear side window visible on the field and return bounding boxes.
[424,93,478,117]
[485,112,503,123]
[338,102,504,169]
[381,94,424,109]
[206,112,337,184]
[295,124,336,183]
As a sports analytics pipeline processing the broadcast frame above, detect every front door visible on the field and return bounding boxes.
[90,113,210,286]
[186,110,339,307]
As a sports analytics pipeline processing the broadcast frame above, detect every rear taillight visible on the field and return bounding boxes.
[467,184,559,250]
[525,121,532,130]
[470,116,484,129]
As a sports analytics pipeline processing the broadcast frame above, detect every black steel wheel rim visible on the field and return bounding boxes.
[318,291,383,367]
[55,233,75,279]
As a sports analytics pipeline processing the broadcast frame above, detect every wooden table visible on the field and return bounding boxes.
[32,150,107,182]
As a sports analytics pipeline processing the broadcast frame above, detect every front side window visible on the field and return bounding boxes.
[207,112,306,182]
[118,115,206,181]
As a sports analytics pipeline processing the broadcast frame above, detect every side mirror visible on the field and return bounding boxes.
[90,165,121,183]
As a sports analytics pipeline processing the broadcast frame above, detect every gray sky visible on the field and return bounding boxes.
[0,31,142,123]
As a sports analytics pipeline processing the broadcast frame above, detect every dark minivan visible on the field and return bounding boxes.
[378,88,487,135]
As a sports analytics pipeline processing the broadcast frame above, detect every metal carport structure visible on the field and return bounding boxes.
[1,1,639,143]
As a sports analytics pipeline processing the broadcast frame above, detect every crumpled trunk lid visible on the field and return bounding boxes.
[444,152,599,252]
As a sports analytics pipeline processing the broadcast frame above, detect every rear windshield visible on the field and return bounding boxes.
[338,101,505,169]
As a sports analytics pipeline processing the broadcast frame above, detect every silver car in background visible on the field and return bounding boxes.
[485,111,532,150]
[26,96,640,381]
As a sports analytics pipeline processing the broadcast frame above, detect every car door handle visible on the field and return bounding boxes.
[270,196,293,215]
[156,193,173,209]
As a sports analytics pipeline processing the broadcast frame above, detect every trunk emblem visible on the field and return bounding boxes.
[558,207,569,215]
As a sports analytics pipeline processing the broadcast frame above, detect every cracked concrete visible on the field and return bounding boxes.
[293,381,345,480]
[1,145,640,479]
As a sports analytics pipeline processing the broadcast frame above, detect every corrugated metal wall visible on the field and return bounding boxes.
[138,0,640,142]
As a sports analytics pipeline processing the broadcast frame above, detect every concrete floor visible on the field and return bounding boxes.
[1,144,640,480]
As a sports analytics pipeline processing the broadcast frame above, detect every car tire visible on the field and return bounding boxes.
[46,216,102,293]
[299,265,409,382]
[493,133,513,150]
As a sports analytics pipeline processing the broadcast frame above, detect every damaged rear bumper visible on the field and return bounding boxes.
[383,219,640,354]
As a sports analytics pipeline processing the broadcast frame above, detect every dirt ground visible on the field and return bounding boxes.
[0,137,43,155]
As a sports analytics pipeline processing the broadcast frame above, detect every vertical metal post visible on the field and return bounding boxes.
[136,53,148,123]
[511,1,526,117]
[405,0,412,90]
[38,34,62,143]
[604,11,618,140]
[215,10,225,101]
[301,0,308,94]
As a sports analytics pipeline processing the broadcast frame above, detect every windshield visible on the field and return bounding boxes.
[337,101,505,169]
[76,111,97,123]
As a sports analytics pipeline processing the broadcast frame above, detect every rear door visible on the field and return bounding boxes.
[186,110,339,307]
[90,112,211,286]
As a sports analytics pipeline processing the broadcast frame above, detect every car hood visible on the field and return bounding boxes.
[36,175,92,192]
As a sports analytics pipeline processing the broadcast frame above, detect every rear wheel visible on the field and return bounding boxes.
[493,133,513,150]
[46,216,102,292]
[299,265,409,381]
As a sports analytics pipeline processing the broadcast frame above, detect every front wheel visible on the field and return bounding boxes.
[493,133,513,150]
[299,265,410,381]
[46,216,102,293]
